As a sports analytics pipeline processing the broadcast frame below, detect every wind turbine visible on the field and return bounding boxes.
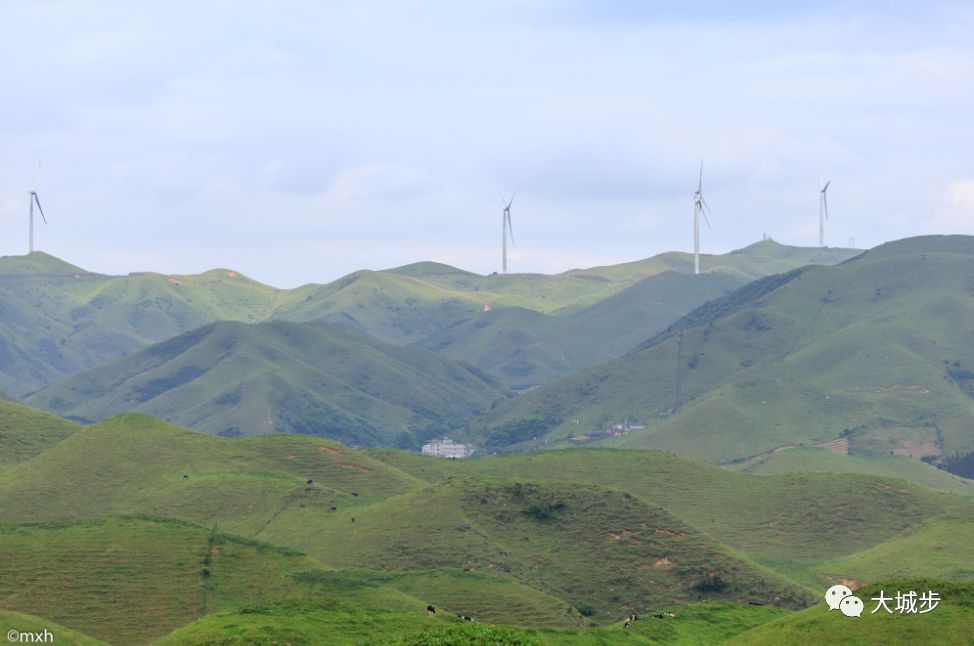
[691,162,711,275]
[819,177,831,247]
[28,161,48,253]
[501,191,517,274]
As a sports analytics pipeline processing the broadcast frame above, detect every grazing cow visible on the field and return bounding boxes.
[330,506,337,511]
[306,479,313,485]
[352,492,359,497]
[182,475,189,479]
[427,604,436,615]
[623,619,631,629]
[653,614,665,619]
[665,612,676,618]
[457,615,474,621]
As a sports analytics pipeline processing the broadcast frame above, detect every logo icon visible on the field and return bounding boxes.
[825,584,863,618]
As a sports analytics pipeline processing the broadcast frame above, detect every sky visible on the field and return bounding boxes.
[1,1,973,287]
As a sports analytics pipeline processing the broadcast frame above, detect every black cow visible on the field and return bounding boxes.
[427,604,436,615]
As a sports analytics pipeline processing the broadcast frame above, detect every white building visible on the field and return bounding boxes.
[421,437,476,459]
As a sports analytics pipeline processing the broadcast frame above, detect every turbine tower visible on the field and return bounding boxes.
[501,191,516,274]
[28,161,47,253]
[691,162,711,275]
[819,177,831,247]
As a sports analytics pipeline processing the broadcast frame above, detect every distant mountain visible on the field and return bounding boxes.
[0,252,288,396]
[26,320,510,446]
[477,235,974,464]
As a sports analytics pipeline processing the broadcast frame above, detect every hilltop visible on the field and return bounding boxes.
[0,241,858,395]
[26,319,509,445]
[477,235,974,466]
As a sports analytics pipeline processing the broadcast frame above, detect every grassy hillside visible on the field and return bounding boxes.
[811,516,974,584]
[478,235,974,464]
[366,448,974,589]
[154,598,790,645]
[0,399,81,471]
[0,609,107,645]
[0,242,858,395]
[725,579,974,646]
[26,320,509,445]
[732,447,974,497]
[0,414,425,532]
[257,477,815,621]
[0,516,329,645]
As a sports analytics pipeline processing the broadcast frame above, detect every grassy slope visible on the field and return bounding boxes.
[258,477,814,622]
[366,448,974,589]
[154,598,789,645]
[726,579,974,646]
[0,415,425,534]
[0,517,329,645]
[733,447,974,497]
[26,320,509,444]
[479,235,974,462]
[0,609,107,645]
[811,516,974,583]
[0,399,81,471]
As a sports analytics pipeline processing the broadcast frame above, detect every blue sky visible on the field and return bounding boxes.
[1,1,973,287]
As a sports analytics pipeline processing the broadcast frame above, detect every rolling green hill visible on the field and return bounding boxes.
[25,320,510,445]
[478,235,974,466]
[0,516,330,645]
[257,477,814,621]
[0,610,107,645]
[2,412,972,642]
[0,414,425,531]
[0,242,858,395]
[731,447,974,497]
[0,399,81,471]
[725,579,974,646]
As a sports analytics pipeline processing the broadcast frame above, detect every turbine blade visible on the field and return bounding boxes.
[33,194,47,223]
[823,180,831,193]
[507,212,515,245]
[506,188,519,209]
[698,161,703,192]
[823,193,829,220]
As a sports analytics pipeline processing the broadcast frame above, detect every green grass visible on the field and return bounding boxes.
[725,579,974,645]
[258,477,814,622]
[0,414,426,533]
[811,516,974,584]
[0,517,329,645]
[732,447,974,497]
[0,609,107,645]
[26,319,510,445]
[365,448,974,588]
[0,399,81,471]
[478,235,974,466]
[286,567,589,629]
[151,598,793,645]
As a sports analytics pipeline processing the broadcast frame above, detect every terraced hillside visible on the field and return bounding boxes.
[26,320,510,444]
[479,235,974,462]
[0,517,329,645]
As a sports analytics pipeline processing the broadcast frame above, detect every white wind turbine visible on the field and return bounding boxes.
[819,177,831,247]
[501,191,517,274]
[28,161,48,253]
[692,162,712,275]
